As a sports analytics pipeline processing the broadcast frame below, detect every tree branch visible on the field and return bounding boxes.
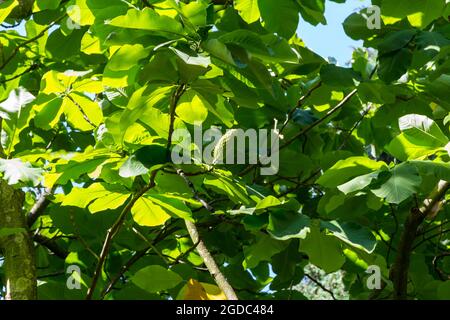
[65,94,97,128]
[100,247,150,299]
[433,252,450,280]
[0,63,39,85]
[27,187,54,227]
[280,88,358,150]
[280,65,377,150]
[184,220,238,300]
[86,170,159,300]
[0,117,5,158]
[0,15,65,72]
[33,233,68,260]
[176,169,238,300]
[279,81,322,134]
[100,221,181,299]
[166,84,186,160]
[389,181,450,299]
[304,273,336,300]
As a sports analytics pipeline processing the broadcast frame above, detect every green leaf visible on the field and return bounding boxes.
[271,241,304,287]
[33,94,64,130]
[297,0,326,26]
[409,161,450,181]
[317,157,387,188]
[320,64,360,88]
[243,233,287,269]
[108,8,184,36]
[234,0,260,24]
[381,0,446,29]
[147,194,193,221]
[322,221,377,253]
[0,0,18,24]
[170,47,211,68]
[120,85,174,137]
[386,114,448,161]
[357,81,396,104]
[33,0,60,11]
[437,281,450,299]
[64,93,103,131]
[255,195,281,210]
[61,183,130,213]
[202,39,236,66]
[377,30,417,55]
[119,155,149,178]
[258,0,299,39]
[176,90,209,125]
[45,28,85,60]
[204,173,251,205]
[343,11,378,40]
[268,211,311,240]
[107,44,150,71]
[131,197,171,227]
[134,144,167,169]
[67,0,129,26]
[88,192,130,214]
[378,48,412,83]
[371,163,422,204]
[181,0,208,27]
[299,225,345,273]
[338,171,381,194]
[131,265,183,293]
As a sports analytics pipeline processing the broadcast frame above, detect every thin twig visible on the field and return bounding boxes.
[86,170,159,300]
[177,169,214,212]
[0,117,5,158]
[28,187,54,227]
[33,234,68,259]
[0,15,66,71]
[65,94,97,128]
[0,63,39,85]
[417,220,450,236]
[100,247,150,298]
[386,204,399,263]
[305,273,336,300]
[166,84,186,159]
[131,227,170,264]
[412,229,450,250]
[338,105,371,150]
[279,81,322,134]
[433,252,450,280]
[281,88,358,149]
[100,222,180,299]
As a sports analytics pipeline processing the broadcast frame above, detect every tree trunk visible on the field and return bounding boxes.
[0,180,37,300]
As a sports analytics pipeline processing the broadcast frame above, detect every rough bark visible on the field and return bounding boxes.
[389,181,450,300]
[185,220,238,300]
[0,180,37,300]
[389,207,424,300]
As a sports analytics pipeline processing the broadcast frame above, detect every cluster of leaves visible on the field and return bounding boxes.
[0,0,449,300]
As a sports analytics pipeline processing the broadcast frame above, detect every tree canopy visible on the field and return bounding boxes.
[0,0,450,300]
